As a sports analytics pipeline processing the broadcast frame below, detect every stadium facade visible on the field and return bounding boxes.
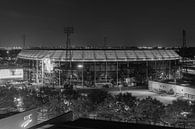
[17,49,180,87]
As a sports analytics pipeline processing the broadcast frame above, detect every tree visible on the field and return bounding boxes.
[70,97,91,119]
[192,101,195,115]
[162,99,192,127]
[0,87,24,111]
[95,93,138,122]
[113,93,138,122]
[115,92,137,107]
[96,94,125,121]
[22,91,42,109]
[62,84,80,100]
[134,97,165,124]
[87,89,109,107]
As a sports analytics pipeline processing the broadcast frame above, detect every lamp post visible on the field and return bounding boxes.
[77,64,84,87]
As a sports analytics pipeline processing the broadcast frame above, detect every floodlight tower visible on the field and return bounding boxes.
[64,27,74,85]
[64,27,74,50]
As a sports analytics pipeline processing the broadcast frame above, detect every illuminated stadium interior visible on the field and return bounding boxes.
[17,49,180,87]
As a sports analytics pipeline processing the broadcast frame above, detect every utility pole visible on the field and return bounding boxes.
[23,34,26,49]
[182,29,187,72]
[64,27,74,85]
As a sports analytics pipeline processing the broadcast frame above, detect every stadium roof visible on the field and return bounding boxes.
[18,49,180,62]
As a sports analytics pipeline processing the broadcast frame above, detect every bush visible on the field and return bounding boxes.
[115,92,137,107]
[87,89,109,105]
[102,84,109,88]
[168,89,174,95]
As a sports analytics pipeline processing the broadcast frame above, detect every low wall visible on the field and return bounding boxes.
[148,80,195,100]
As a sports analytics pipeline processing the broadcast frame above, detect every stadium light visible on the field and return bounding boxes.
[77,64,83,68]
[77,64,84,87]
[43,58,53,73]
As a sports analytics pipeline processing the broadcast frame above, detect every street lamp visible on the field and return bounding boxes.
[181,111,190,128]
[77,64,84,87]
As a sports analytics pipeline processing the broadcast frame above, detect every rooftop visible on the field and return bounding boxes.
[18,49,180,62]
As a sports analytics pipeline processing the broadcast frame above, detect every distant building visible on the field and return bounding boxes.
[0,68,24,84]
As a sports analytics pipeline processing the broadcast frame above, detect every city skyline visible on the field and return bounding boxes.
[0,0,195,47]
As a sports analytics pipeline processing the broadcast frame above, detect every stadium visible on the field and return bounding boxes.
[17,49,180,88]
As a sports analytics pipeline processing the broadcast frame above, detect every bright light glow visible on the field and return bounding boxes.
[0,69,23,79]
[181,112,190,116]
[17,98,21,101]
[21,114,33,128]
[21,119,32,128]
[43,58,53,73]
[77,64,83,68]
[14,97,24,112]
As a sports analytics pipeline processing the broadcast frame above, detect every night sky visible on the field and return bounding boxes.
[0,0,195,48]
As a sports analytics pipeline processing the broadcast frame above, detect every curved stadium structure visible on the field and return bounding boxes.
[17,49,180,87]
